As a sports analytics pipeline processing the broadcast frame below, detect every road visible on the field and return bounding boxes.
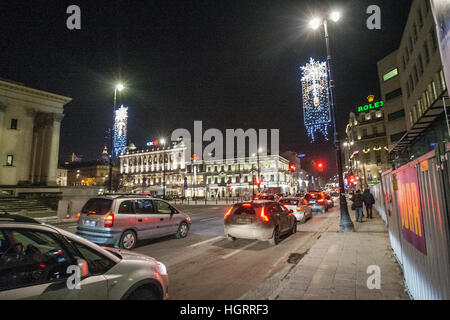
[57,204,340,300]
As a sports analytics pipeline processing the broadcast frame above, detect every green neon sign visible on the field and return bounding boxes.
[358,101,384,113]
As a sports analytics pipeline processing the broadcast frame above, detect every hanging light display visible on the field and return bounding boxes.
[300,58,331,142]
[113,105,128,157]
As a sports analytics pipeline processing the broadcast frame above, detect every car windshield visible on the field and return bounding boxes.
[81,198,113,215]
[280,199,299,205]
[233,203,264,215]
[305,193,322,200]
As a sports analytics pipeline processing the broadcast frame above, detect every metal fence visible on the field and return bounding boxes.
[371,142,450,299]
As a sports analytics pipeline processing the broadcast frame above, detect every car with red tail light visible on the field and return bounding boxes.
[279,197,312,223]
[224,201,297,245]
[304,191,328,214]
[76,195,191,250]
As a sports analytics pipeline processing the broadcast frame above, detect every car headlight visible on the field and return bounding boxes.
[156,261,167,275]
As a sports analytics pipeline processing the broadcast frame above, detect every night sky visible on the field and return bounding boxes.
[0,0,412,178]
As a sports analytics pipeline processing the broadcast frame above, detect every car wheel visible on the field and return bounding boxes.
[176,221,189,239]
[120,230,137,250]
[269,226,280,245]
[291,221,297,234]
[127,286,159,300]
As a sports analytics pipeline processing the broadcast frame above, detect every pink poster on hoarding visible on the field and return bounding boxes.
[396,164,427,255]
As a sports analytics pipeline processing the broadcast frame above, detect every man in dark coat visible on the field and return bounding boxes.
[351,190,364,222]
[362,188,376,219]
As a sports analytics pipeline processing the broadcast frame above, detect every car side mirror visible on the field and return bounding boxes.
[76,257,89,277]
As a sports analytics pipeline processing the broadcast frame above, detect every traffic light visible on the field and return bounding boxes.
[289,164,296,172]
[316,162,325,171]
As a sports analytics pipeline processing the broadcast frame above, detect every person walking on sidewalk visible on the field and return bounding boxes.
[362,188,375,219]
[351,190,364,222]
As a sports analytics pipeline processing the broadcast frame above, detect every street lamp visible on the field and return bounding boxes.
[309,11,354,232]
[109,82,125,192]
[161,138,166,199]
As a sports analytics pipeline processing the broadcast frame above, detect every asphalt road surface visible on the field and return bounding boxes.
[58,204,340,300]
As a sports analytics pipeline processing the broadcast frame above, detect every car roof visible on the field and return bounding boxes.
[0,213,42,225]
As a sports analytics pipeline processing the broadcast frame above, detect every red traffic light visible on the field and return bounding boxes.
[289,164,296,171]
[316,162,325,171]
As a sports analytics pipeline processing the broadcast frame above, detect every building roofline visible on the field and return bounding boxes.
[0,79,72,105]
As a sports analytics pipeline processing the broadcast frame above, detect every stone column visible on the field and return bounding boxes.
[45,113,64,186]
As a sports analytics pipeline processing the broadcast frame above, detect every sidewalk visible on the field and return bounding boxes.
[272,210,410,300]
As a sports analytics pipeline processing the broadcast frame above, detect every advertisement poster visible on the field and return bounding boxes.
[396,165,427,255]
[431,0,450,91]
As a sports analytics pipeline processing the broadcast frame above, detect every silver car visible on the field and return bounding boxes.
[76,195,191,249]
[224,201,297,245]
[0,213,168,300]
[279,197,312,223]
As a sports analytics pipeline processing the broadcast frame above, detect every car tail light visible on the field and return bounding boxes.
[104,214,114,228]
[77,212,81,220]
[297,206,302,212]
[318,199,324,203]
[224,207,233,220]
[242,203,252,207]
[259,207,269,222]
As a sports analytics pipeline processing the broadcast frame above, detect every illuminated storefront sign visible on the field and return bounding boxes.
[357,100,384,113]
[357,94,384,113]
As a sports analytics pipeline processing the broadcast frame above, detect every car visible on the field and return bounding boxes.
[253,194,275,201]
[224,201,297,245]
[304,191,328,214]
[330,192,340,204]
[76,195,191,250]
[0,213,168,300]
[279,197,313,223]
[324,194,334,208]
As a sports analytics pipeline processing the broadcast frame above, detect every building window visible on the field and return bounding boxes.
[6,155,14,166]
[388,109,405,121]
[413,65,419,84]
[431,80,437,100]
[10,119,18,130]
[383,68,399,82]
[417,7,424,29]
[423,42,430,64]
[430,28,438,52]
[424,0,430,13]
[440,70,447,92]
[413,23,418,42]
[418,55,424,75]
[385,88,402,101]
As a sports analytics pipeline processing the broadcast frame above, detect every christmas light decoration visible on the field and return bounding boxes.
[300,58,331,142]
[113,105,128,157]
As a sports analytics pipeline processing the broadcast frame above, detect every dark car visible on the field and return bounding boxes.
[224,201,297,245]
[304,192,328,214]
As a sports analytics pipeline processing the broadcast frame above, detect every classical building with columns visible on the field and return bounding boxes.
[119,140,297,198]
[0,79,71,193]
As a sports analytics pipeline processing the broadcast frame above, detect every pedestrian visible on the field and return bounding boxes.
[362,188,376,219]
[350,190,364,222]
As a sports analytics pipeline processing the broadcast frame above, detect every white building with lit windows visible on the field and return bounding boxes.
[119,141,297,198]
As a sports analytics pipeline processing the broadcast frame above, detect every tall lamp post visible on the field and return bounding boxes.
[309,11,354,232]
[257,148,262,192]
[161,139,166,199]
[109,83,124,192]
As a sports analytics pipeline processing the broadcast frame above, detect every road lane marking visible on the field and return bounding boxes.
[221,241,259,259]
[199,217,220,222]
[189,236,225,248]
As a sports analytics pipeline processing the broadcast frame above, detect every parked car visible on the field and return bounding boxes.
[0,213,168,300]
[279,197,312,223]
[76,195,191,250]
[224,201,297,245]
[304,192,328,214]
